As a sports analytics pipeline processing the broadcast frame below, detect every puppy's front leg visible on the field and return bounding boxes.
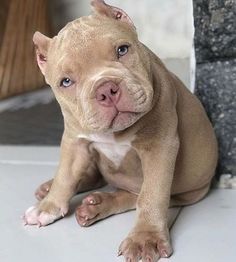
[119,125,179,261]
[23,133,96,226]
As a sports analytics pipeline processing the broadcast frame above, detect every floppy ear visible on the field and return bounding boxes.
[91,0,135,29]
[33,31,51,75]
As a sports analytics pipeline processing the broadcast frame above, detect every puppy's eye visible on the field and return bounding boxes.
[60,78,73,88]
[117,45,129,58]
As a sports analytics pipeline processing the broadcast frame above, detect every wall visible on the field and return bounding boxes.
[49,0,194,89]
[193,0,236,187]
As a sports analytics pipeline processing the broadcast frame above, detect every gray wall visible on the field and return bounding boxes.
[193,0,236,187]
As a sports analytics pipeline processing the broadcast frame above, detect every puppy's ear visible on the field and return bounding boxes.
[33,31,51,75]
[91,0,135,29]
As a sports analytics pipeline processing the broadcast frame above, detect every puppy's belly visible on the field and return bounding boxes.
[96,148,143,195]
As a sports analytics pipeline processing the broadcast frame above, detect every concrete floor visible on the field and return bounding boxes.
[0,146,235,262]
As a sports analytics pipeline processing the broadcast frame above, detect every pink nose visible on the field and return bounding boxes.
[95,81,121,107]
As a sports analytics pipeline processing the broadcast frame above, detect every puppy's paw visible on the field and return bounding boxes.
[75,192,114,227]
[23,201,68,227]
[118,230,172,262]
[35,179,53,200]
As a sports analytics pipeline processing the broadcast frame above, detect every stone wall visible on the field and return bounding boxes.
[193,0,236,185]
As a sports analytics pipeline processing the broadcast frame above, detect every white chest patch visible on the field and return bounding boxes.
[77,133,132,167]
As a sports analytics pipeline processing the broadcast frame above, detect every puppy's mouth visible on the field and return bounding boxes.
[109,110,140,131]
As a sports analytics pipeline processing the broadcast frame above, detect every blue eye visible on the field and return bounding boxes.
[60,78,73,88]
[117,45,129,58]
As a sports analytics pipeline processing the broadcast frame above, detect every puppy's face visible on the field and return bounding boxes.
[35,1,154,132]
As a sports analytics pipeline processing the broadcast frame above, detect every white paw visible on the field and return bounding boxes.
[23,205,65,227]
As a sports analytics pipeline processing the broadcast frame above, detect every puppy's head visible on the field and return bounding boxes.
[34,0,154,133]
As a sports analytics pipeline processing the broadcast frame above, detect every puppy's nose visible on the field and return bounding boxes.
[95,81,121,107]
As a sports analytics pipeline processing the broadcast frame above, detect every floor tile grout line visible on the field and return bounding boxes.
[0,160,58,166]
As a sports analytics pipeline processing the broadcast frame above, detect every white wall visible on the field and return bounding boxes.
[50,0,195,90]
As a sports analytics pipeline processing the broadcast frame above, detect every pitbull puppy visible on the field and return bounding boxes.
[23,0,218,261]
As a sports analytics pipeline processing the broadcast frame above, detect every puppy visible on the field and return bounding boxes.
[23,0,218,261]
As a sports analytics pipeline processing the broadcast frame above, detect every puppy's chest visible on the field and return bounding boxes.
[78,133,132,167]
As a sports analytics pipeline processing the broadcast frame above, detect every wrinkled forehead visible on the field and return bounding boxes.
[51,15,137,56]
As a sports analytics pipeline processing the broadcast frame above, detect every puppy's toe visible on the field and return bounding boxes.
[82,192,102,205]
[157,239,172,258]
[35,180,52,200]
[23,206,39,225]
[141,242,159,262]
[37,211,60,226]
[35,191,46,201]
[75,205,98,226]
[119,239,142,262]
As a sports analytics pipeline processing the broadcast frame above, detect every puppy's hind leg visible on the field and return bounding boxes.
[35,172,106,201]
[170,182,211,207]
[76,190,137,227]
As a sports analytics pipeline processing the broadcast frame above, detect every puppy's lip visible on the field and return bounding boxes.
[117,110,139,115]
[109,110,140,128]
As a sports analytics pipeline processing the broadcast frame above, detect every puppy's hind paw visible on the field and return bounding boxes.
[35,179,53,200]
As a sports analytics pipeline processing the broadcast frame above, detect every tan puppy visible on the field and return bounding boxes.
[23,0,218,261]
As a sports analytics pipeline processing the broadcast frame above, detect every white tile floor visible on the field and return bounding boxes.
[0,146,235,262]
